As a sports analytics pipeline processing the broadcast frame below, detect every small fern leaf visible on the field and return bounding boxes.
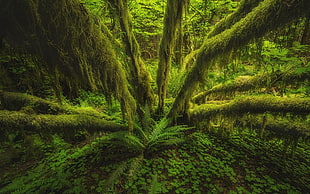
[148,174,161,194]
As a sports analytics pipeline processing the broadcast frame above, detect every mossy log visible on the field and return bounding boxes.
[0,110,127,142]
[168,0,310,119]
[192,71,310,104]
[190,95,310,119]
[0,91,64,114]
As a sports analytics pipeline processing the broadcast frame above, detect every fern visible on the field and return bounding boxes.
[103,161,129,192]
[148,174,161,194]
[146,120,192,154]
[127,155,144,177]
[104,118,192,157]
[104,131,144,151]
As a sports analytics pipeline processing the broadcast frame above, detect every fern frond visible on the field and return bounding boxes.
[149,118,170,139]
[134,125,148,142]
[105,131,144,151]
[104,161,129,192]
[148,174,161,194]
[146,121,192,154]
[128,155,144,177]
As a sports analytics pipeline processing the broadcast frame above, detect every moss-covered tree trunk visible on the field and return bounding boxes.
[167,0,310,120]
[156,0,188,115]
[0,0,136,130]
[107,0,154,118]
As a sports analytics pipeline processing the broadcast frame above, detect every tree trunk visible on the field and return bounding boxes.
[107,0,154,119]
[156,0,188,115]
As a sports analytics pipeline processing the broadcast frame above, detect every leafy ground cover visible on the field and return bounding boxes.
[1,128,308,193]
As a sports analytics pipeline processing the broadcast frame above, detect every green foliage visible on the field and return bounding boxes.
[1,0,310,193]
[74,90,106,108]
[1,129,309,193]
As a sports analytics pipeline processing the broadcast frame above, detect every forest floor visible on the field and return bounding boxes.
[0,129,309,194]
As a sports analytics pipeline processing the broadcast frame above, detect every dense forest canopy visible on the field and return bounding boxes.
[0,0,309,193]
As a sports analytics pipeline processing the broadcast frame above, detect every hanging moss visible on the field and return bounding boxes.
[0,0,136,129]
[168,0,310,120]
[0,110,127,142]
[192,70,310,104]
[107,0,154,118]
[189,96,310,148]
[156,0,189,115]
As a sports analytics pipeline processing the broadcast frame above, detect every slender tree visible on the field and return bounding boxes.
[107,0,154,119]
[156,0,189,115]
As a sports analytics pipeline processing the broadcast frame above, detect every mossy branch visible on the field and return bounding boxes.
[0,91,64,114]
[0,110,127,142]
[181,0,263,70]
[207,0,263,38]
[168,0,310,119]
[241,115,310,143]
[156,0,188,114]
[192,71,310,104]
[190,95,310,119]
[107,0,154,115]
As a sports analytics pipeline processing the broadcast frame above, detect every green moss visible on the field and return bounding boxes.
[168,0,310,119]
[0,110,127,142]
[192,70,310,104]
[191,95,310,119]
[241,114,310,143]
[107,0,154,119]
[156,0,188,114]
[0,91,64,114]
[1,0,136,129]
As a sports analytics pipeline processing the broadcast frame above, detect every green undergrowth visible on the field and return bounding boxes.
[1,130,309,193]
